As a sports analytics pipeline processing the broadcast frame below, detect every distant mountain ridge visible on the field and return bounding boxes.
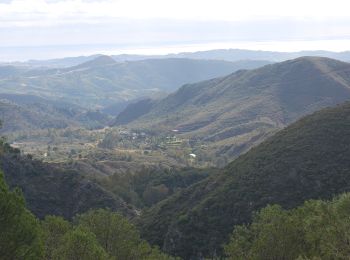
[122,56,350,162]
[0,57,270,109]
[6,49,350,67]
[111,49,350,62]
[168,49,350,62]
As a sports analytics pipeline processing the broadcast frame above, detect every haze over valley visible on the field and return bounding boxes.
[2,0,350,259]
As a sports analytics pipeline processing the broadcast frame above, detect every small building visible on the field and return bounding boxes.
[189,153,197,158]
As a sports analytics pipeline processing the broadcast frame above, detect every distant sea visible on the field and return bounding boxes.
[2,39,350,62]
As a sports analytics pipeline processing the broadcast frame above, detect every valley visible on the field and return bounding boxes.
[2,51,350,259]
[5,56,350,169]
[7,125,214,169]
[3,1,350,259]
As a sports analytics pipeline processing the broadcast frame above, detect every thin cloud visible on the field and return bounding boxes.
[1,0,350,60]
[1,0,350,28]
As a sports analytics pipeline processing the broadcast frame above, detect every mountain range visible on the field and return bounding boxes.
[111,49,350,63]
[6,49,350,67]
[2,52,350,259]
[163,49,350,62]
[119,56,350,163]
[0,56,270,110]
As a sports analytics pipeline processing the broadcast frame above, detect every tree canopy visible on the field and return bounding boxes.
[0,171,44,259]
[225,193,350,260]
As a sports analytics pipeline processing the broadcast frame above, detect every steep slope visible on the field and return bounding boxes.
[0,57,270,109]
[112,98,156,125]
[0,143,132,220]
[127,57,350,162]
[138,102,350,259]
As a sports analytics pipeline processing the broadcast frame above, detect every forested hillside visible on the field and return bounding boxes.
[0,140,132,219]
[138,102,350,258]
[3,55,350,260]
[3,0,350,257]
[0,171,176,259]
[225,193,350,259]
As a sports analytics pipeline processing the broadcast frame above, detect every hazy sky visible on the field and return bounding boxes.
[1,0,350,60]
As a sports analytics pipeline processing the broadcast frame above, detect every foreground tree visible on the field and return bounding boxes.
[76,208,175,259]
[224,193,350,260]
[0,171,43,259]
[52,227,108,260]
[41,216,71,259]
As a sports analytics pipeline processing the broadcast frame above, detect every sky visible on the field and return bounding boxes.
[1,0,350,61]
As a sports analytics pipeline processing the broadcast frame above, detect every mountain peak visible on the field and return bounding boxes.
[76,55,117,69]
[275,56,350,71]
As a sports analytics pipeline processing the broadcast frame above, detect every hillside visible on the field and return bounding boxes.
[0,94,110,133]
[137,102,350,259]
[125,57,350,162]
[0,57,270,110]
[0,65,29,77]
[0,142,132,220]
[112,98,156,125]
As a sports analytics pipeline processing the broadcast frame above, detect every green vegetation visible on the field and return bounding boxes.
[99,168,213,208]
[138,102,350,259]
[41,216,71,259]
[76,209,140,259]
[0,170,175,259]
[0,171,43,259]
[4,56,350,259]
[53,227,108,260]
[0,140,132,220]
[225,193,350,260]
[0,131,213,220]
[42,209,177,259]
[75,209,174,259]
[7,57,350,168]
